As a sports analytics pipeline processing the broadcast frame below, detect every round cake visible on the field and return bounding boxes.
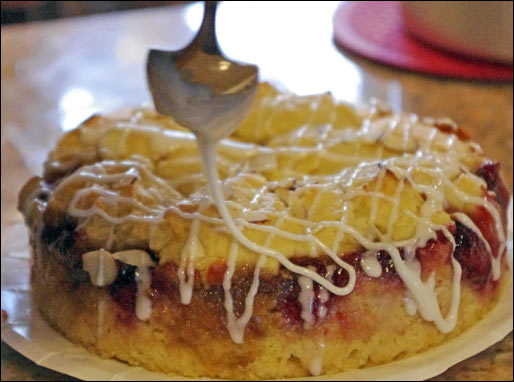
[18,83,511,379]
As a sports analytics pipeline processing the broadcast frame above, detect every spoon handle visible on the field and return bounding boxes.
[191,1,220,54]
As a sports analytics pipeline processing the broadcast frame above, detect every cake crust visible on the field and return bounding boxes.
[19,84,511,379]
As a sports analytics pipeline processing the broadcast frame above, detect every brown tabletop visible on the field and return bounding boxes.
[1,2,512,381]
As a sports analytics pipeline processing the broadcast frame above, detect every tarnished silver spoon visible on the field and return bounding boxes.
[146,1,258,141]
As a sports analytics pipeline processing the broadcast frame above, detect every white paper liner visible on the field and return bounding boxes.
[1,205,512,381]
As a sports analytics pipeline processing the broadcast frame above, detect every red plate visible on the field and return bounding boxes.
[333,1,513,81]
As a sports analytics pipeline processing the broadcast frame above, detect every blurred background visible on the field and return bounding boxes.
[1,1,189,24]
[2,1,512,65]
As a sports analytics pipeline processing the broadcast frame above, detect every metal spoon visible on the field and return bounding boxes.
[147,2,274,292]
[145,2,352,299]
[146,1,259,141]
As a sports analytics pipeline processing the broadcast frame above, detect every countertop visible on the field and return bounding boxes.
[1,2,512,381]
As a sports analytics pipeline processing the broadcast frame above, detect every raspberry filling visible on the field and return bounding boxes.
[39,158,509,327]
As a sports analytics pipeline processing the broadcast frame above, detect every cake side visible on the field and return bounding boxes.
[30,224,508,379]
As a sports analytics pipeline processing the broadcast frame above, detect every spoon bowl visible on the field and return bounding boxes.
[147,2,259,140]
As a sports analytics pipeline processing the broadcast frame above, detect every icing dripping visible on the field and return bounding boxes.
[308,342,326,376]
[360,251,382,278]
[56,98,508,345]
[298,275,315,329]
[451,212,497,279]
[135,266,152,320]
[403,291,417,316]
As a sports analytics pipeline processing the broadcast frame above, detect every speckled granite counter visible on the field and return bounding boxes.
[1,2,512,381]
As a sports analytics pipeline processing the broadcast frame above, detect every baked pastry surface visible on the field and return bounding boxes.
[19,84,511,379]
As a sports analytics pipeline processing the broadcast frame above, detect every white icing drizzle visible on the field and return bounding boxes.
[135,266,152,320]
[360,251,382,278]
[308,341,326,376]
[112,249,156,320]
[298,275,315,329]
[178,218,204,305]
[223,217,285,343]
[331,201,350,253]
[451,212,498,279]
[195,135,357,297]
[299,265,335,328]
[317,265,335,320]
[82,249,118,287]
[370,167,386,226]
[56,98,508,345]
[223,239,266,343]
[403,291,417,316]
